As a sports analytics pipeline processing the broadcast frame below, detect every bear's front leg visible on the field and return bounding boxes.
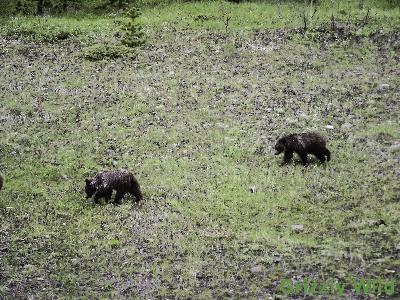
[114,190,125,205]
[298,151,309,166]
[93,188,110,204]
[93,191,103,204]
[281,151,293,166]
[104,189,112,202]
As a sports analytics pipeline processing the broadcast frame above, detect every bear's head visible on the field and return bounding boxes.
[274,137,287,155]
[85,179,96,199]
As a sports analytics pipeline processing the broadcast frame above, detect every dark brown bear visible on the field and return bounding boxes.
[274,132,331,166]
[0,174,3,191]
[85,169,142,204]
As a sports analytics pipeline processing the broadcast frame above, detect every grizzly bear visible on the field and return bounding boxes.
[0,174,3,191]
[274,132,331,166]
[85,169,142,204]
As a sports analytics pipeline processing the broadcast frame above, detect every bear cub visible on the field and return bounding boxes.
[274,132,331,166]
[85,169,142,204]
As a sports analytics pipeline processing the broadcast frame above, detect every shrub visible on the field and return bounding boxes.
[1,17,82,42]
[81,43,136,61]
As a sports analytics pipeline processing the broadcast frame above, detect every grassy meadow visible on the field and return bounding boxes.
[0,0,399,298]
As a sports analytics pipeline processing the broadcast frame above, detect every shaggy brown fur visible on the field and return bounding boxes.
[0,174,3,191]
[274,132,331,166]
[85,169,142,204]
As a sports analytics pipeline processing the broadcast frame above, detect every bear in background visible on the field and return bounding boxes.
[274,132,331,166]
[85,169,142,204]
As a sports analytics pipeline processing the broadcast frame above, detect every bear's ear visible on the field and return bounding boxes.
[85,179,91,185]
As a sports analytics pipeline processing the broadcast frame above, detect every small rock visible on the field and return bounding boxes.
[291,224,304,233]
[378,83,390,91]
[389,143,400,153]
[250,265,263,274]
[276,108,284,114]
[341,123,352,130]
[273,255,282,263]
[61,174,69,180]
[112,160,117,167]
[224,137,235,143]
[325,125,334,130]
[250,186,257,193]
[299,113,308,119]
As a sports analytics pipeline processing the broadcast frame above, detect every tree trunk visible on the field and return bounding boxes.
[37,0,44,15]
[118,0,126,9]
[63,0,68,11]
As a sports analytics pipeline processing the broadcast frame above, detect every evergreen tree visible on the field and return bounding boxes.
[121,5,144,48]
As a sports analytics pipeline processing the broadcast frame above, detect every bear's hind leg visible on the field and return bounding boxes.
[315,151,326,163]
[325,148,331,161]
[130,191,140,203]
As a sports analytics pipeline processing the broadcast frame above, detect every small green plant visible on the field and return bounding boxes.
[218,1,232,33]
[108,239,121,249]
[301,0,318,32]
[120,5,144,47]
[81,43,135,61]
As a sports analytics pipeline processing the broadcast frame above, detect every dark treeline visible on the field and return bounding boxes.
[0,0,328,16]
[1,0,134,15]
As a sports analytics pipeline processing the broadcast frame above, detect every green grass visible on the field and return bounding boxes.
[1,0,399,42]
[0,15,116,42]
[0,0,399,298]
[141,0,400,31]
